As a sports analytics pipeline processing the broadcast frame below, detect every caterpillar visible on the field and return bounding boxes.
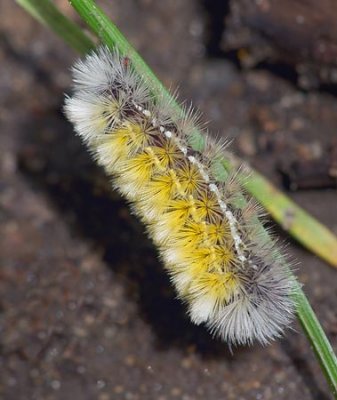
[64,47,295,346]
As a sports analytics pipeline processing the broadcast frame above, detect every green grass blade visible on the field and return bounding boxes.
[295,283,337,397]
[15,0,95,54]
[245,169,337,267]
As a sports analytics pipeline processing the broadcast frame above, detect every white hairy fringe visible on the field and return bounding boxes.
[64,47,295,346]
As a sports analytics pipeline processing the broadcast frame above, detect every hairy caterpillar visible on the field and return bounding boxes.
[65,47,295,346]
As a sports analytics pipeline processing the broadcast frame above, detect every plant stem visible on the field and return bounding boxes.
[15,0,95,54]
[295,283,337,397]
[244,169,337,267]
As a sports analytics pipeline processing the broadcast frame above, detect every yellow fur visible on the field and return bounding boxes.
[97,118,241,303]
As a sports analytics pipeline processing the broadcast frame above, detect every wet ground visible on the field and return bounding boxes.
[1,1,337,399]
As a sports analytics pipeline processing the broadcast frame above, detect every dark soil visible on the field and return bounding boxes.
[0,1,336,399]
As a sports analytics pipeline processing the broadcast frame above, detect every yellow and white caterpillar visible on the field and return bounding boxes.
[65,48,295,346]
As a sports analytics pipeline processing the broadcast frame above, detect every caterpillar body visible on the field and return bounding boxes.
[65,48,295,346]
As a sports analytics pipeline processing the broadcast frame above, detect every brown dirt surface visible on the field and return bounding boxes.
[1,1,336,399]
[222,0,337,88]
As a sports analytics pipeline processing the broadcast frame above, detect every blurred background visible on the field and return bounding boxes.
[1,0,337,399]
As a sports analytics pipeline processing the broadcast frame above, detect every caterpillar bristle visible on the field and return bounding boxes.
[64,46,295,346]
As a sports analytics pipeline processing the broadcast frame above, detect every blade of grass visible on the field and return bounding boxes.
[245,169,337,267]
[15,0,95,54]
[295,284,337,397]
[16,0,337,396]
